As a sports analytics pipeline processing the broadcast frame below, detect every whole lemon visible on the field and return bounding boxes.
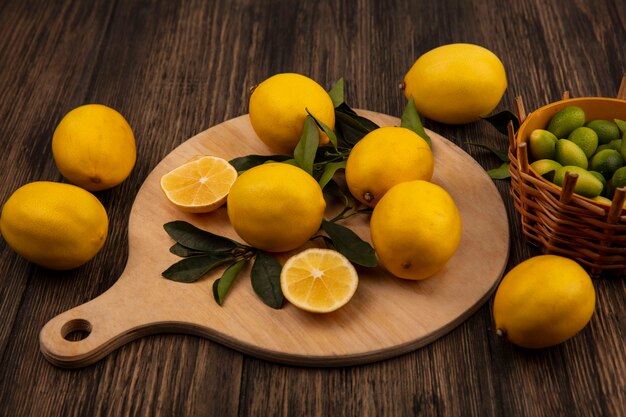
[403,43,507,124]
[0,181,108,270]
[370,180,462,280]
[345,127,434,207]
[493,255,595,349]
[52,104,136,191]
[227,163,326,252]
[249,73,335,154]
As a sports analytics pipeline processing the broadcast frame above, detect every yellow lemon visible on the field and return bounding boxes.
[160,156,237,213]
[249,73,335,154]
[227,163,326,252]
[52,104,136,191]
[345,127,434,207]
[493,255,595,349]
[370,180,462,280]
[280,248,358,313]
[0,181,108,270]
[403,43,507,124]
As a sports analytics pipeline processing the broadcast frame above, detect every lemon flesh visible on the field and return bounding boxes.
[403,43,507,124]
[160,156,237,213]
[280,248,358,313]
[0,181,108,270]
[52,104,136,191]
[493,255,595,349]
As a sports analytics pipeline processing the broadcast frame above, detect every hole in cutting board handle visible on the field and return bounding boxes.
[61,319,92,342]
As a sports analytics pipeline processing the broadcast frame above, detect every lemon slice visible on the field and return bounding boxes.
[160,155,237,213]
[280,248,358,313]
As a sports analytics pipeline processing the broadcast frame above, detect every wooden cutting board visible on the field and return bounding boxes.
[39,110,510,368]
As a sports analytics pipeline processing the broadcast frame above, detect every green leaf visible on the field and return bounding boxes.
[615,119,626,135]
[321,220,377,267]
[328,78,345,107]
[400,96,431,147]
[488,162,512,179]
[482,111,520,135]
[169,243,206,257]
[334,103,380,146]
[294,115,320,175]
[318,161,346,189]
[229,154,292,173]
[162,253,234,283]
[336,103,379,132]
[213,258,248,305]
[250,251,284,309]
[466,142,510,162]
[324,179,354,209]
[164,221,241,252]
[307,109,338,149]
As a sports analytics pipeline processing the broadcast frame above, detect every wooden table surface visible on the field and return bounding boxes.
[0,1,624,416]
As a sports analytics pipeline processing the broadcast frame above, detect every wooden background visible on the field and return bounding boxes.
[0,0,624,416]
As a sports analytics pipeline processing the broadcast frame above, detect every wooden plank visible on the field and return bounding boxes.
[0,0,115,368]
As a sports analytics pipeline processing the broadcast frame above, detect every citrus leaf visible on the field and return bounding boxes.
[162,253,234,283]
[307,109,338,149]
[401,96,431,147]
[318,161,346,189]
[321,220,377,267]
[250,251,284,309]
[229,154,292,173]
[213,258,248,305]
[483,111,520,135]
[466,142,510,162]
[335,105,379,133]
[169,243,206,257]
[324,179,354,209]
[488,162,511,179]
[294,115,320,175]
[328,78,345,107]
[164,221,241,252]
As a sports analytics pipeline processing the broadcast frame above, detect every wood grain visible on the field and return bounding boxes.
[39,111,509,368]
[0,0,625,415]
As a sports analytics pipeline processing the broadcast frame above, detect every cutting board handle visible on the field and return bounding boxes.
[39,278,160,368]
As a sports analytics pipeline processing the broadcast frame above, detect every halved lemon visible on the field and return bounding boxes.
[160,155,237,213]
[280,248,358,313]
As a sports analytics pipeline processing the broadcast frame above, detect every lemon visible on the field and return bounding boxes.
[547,106,585,139]
[586,119,620,145]
[249,73,335,154]
[227,163,325,252]
[608,139,623,152]
[529,129,557,160]
[588,170,607,190]
[52,104,136,191]
[592,195,613,205]
[552,166,603,198]
[590,149,624,179]
[594,144,610,155]
[370,180,462,280]
[345,127,433,207]
[554,139,588,169]
[530,159,561,181]
[568,127,598,158]
[493,255,595,349]
[280,248,358,313]
[160,156,237,213]
[402,43,507,124]
[611,166,626,190]
[0,181,108,270]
